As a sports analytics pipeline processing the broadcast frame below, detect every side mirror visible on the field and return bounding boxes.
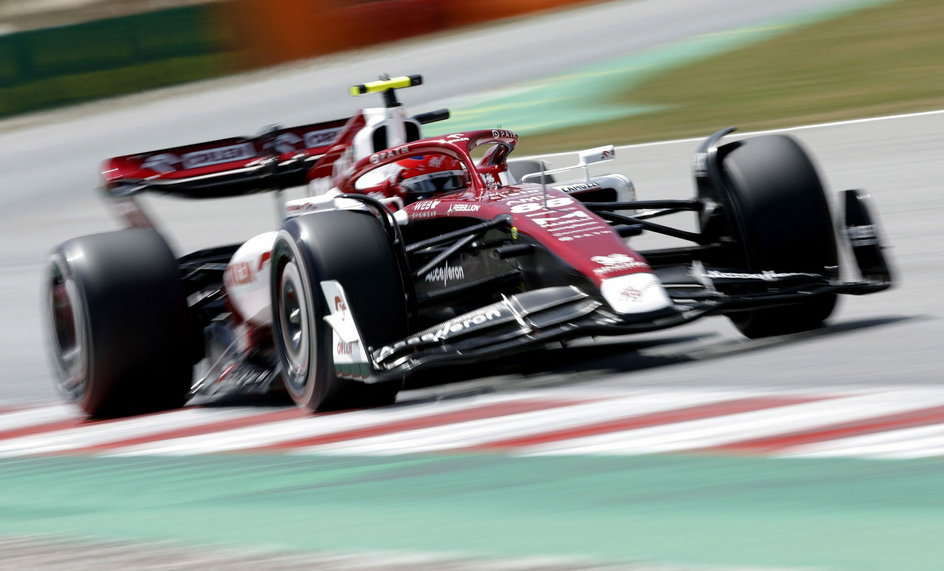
[520,144,617,184]
[578,145,615,166]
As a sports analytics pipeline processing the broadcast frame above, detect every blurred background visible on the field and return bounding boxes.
[0,0,597,119]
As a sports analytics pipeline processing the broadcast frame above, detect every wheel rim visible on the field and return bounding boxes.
[48,263,87,400]
[277,260,311,394]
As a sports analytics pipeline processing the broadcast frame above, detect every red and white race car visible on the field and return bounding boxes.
[46,75,893,417]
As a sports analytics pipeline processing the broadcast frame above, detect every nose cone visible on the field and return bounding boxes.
[600,273,672,315]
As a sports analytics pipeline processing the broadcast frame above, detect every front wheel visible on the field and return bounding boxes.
[701,135,840,338]
[271,210,408,412]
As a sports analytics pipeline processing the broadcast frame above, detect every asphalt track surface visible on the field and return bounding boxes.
[0,0,943,567]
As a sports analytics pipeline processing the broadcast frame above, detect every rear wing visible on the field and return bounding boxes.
[102,118,350,200]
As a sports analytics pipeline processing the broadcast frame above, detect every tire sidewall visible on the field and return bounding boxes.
[270,210,408,411]
[271,230,333,406]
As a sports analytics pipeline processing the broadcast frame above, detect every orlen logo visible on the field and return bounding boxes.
[182,143,256,169]
[334,296,348,320]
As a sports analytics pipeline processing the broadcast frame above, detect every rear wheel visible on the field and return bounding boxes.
[701,135,839,338]
[46,229,193,417]
[271,210,408,412]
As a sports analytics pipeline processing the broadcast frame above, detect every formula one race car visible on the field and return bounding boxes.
[46,75,893,417]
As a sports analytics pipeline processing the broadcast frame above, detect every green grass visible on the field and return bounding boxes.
[520,0,944,153]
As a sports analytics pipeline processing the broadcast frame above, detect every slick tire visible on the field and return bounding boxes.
[46,229,193,418]
[271,210,408,412]
[704,135,840,338]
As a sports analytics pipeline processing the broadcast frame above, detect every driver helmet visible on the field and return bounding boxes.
[396,154,467,202]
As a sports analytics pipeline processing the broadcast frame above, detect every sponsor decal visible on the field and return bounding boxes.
[266,133,302,154]
[142,153,182,173]
[591,253,649,276]
[847,224,878,247]
[224,261,253,287]
[447,203,481,213]
[510,197,573,213]
[425,263,465,284]
[182,143,256,169]
[369,146,411,164]
[304,127,343,148]
[412,199,440,211]
[407,307,502,346]
[617,281,655,303]
[491,129,518,140]
[532,210,592,227]
[224,251,270,288]
[558,182,601,193]
[480,171,501,189]
[601,273,671,314]
[558,230,612,242]
[703,270,819,281]
[376,306,506,362]
[334,295,348,320]
[505,187,547,206]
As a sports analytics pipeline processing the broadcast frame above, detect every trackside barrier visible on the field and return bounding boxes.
[224,0,601,67]
[0,5,237,118]
[0,0,597,118]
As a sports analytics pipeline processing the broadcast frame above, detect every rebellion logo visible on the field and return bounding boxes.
[447,203,481,213]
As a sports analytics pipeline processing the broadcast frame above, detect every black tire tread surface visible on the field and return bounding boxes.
[48,229,192,418]
[714,135,839,338]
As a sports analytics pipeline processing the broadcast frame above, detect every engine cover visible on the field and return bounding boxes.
[224,231,278,325]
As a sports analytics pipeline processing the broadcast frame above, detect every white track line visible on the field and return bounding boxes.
[0,404,78,431]
[519,389,944,456]
[100,391,576,456]
[779,423,944,459]
[527,108,944,159]
[0,407,271,456]
[292,389,767,456]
